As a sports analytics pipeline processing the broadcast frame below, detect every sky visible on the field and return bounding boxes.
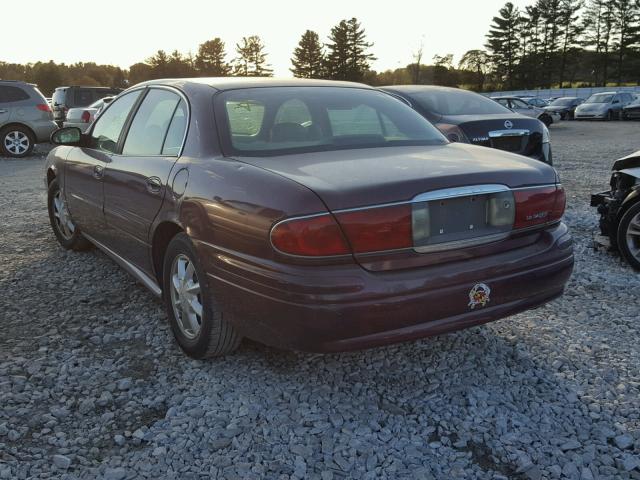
[2,0,533,76]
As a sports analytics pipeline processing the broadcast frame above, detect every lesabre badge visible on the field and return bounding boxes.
[468,283,491,309]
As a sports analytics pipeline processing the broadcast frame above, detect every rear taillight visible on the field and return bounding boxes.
[513,185,565,229]
[334,204,412,253]
[270,214,350,256]
[435,123,469,143]
[81,111,91,123]
[36,104,51,112]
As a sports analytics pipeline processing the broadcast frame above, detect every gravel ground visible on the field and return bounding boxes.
[1,121,640,480]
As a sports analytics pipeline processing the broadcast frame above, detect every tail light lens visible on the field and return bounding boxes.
[36,104,51,112]
[335,204,412,253]
[81,111,91,123]
[435,123,469,143]
[270,214,350,256]
[271,185,564,257]
[514,185,565,229]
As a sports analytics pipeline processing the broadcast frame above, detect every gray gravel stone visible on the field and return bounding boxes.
[52,454,71,469]
[1,122,640,479]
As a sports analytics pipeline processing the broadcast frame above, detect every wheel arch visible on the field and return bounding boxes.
[0,122,36,141]
[151,221,184,285]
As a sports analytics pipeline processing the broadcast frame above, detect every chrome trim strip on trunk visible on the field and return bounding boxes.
[83,233,162,297]
[488,129,530,138]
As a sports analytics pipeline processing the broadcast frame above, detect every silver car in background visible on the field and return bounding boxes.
[574,92,635,120]
[0,80,58,157]
[492,96,559,126]
[63,96,114,132]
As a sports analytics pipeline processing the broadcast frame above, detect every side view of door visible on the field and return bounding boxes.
[101,87,189,276]
[63,91,143,241]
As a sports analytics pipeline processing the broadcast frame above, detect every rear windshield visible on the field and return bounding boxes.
[408,89,510,116]
[215,87,447,156]
[586,94,613,103]
[550,98,575,106]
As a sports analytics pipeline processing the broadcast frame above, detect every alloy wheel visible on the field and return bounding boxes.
[52,190,75,239]
[170,254,203,339]
[3,130,30,155]
[624,211,640,263]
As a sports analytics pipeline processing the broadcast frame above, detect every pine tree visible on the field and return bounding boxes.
[195,38,231,76]
[233,36,273,77]
[612,0,640,85]
[325,18,376,81]
[485,2,522,88]
[557,0,585,88]
[291,30,325,78]
[582,0,616,85]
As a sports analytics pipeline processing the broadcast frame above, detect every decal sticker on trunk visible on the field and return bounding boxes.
[468,283,491,309]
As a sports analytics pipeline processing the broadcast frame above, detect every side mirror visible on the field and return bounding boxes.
[51,127,82,146]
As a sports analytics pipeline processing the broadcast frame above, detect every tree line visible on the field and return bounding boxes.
[1,9,638,96]
[482,0,640,90]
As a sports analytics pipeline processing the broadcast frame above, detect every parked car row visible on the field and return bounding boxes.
[0,81,122,157]
[502,91,640,122]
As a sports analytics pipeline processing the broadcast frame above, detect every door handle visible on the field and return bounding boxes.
[0,109,7,114]
[93,165,104,179]
[146,176,162,194]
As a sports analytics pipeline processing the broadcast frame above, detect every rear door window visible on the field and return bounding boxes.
[122,89,181,156]
[162,100,188,156]
[0,85,30,103]
[74,89,94,106]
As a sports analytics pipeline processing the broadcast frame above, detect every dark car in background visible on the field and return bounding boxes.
[0,79,58,157]
[52,86,122,125]
[44,78,572,358]
[544,97,584,120]
[591,150,640,269]
[622,98,640,120]
[381,85,553,164]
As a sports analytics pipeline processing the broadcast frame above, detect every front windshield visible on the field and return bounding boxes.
[586,94,613,104]
[409,89,510,116]
[215,87,447,156]
[551,98,575,106]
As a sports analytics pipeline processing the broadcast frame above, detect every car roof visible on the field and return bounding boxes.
[134,77,373,91]
[0,79,36,87]
[380,85,467,94]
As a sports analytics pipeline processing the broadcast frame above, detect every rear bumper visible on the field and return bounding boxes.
[195,223,574,352]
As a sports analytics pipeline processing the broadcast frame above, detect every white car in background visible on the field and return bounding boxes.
[574,92,635,120]
[63,96,114,131]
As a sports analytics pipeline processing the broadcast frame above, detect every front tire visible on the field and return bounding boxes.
[47,178,92,250]
[617,201,640,270]
[163,233,242,358]
[0,125,34,158]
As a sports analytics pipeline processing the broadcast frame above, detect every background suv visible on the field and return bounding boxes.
[52,86,122,125]
[0,80,58,157]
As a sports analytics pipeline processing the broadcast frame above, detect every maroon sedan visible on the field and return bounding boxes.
[45,78,573,358]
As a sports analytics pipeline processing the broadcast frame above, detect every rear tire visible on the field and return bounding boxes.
[47,178,92,251]
[163,233,242,358]
[617,201,640,271]
[0,125,34,158]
